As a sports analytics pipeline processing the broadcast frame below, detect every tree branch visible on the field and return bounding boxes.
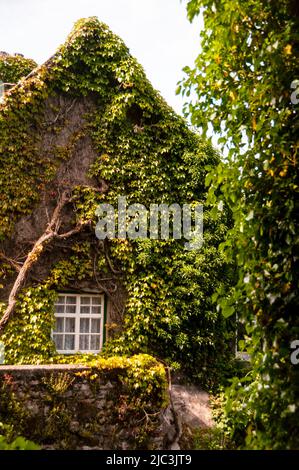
[0,251,22,272]
[97,240,122,275]
[0,191,90,333]
[93,252,124,321]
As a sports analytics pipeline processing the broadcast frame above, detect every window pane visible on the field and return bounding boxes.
[64,335,75,350]
[54,317,64,333]
[79,335,89,350]
[91,306,101,314]
[65,318,75,333]
[90,335,100,350]
[53,294,104,353]
[55,304,65,314]
[56,296,65,305]
[80,306,90,314]
[65,304,76,313]
[91,319,101,333]
[92,297,101,305]
[53,334,63,350]
[80,318,90,333]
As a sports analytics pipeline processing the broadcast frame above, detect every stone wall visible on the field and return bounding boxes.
[0,358,172,450]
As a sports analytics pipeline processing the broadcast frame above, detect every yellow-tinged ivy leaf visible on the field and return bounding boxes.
[252,116,257,131]
[279,168,287,177]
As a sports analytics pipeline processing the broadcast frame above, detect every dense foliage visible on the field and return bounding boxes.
[0,18,233,387]
[0,53,36,84]
[0,354,167,449]
[0,435,39,450]
[181,0,299,448]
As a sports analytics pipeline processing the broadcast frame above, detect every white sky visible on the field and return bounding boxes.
[0,0,202,114]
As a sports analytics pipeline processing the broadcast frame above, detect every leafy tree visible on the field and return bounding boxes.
[180,0,299,449]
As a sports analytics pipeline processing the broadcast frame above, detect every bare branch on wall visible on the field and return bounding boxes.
[0,190,91,333]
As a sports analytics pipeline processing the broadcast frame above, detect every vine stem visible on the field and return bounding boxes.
[0,190,90,333]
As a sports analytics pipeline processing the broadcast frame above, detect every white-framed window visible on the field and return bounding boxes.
[53,294,104,354]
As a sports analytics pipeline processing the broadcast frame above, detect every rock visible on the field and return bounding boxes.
[70,421,80,433]
[170,384,214,429]
[26,402,40,415]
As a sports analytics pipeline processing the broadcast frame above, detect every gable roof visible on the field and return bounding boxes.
[0,17,218,241]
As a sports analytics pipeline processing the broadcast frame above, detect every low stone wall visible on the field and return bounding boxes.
[0,356,172,449]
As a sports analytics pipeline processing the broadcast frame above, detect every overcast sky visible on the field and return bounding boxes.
[0,0,202,114]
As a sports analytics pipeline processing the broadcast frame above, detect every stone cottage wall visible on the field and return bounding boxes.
[0,362,173,450]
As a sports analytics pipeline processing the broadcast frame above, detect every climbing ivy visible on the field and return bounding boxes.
[0,18,234,387]
[1,241,95,364]
[0,53,36,85]
[0,354,167,449]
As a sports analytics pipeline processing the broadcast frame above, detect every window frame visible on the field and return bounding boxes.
[53,293,105,354]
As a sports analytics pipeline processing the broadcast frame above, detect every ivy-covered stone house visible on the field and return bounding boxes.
[0,17,232,385]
